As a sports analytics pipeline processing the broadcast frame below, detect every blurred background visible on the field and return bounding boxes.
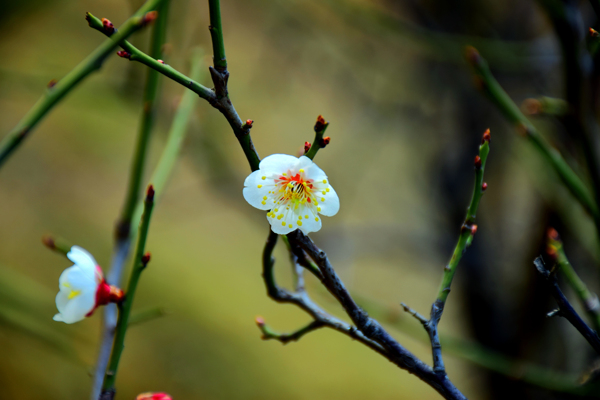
[1,0,600,399]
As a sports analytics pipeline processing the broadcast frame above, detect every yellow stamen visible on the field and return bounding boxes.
[326,188,330,192]
[263,196,267,200]
[298,221,303,226]
[305,215,309,219]
[274,208,279,212]
[257,185,262,188]
[261,201,266,205]
[68,290,81,299]
[322,191,326,195]
[315,217,319,222]
[262,176,266,180]
[277,214,284,220]
[317,207,321,212]
[299,169,304,173]
[288,224,292,228]
[282,221,286,226]
[323,179,327,184]
[321,198,325,202]
[282,173,287,176]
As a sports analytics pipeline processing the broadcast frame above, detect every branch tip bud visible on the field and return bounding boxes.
[590,28,599,38]
[255,316,265,326]
[481,128,491,144]
[471,224,478,235]
[314,115,328,132]
[321,136,331,147]
[42,235,56,250]
[474,155,482,169]
[547,227,560,242]
[242,119,254,129]
[157,59,165,64]
[136,392,172,400]
[146,185,155,201]
[101,18,115,34]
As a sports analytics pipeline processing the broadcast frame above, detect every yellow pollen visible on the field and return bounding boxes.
[277,214,283,220]
[282,173,287,176]
[321,198,325,202]
[282,221,286,226]
[317,207,321,212]
[326,188,330,192]
[323,180,327,184]
[287,183,293,188]
[263,196,267,200]
[62,282,71,288]
[68,290,81,299]
[299,169,304,173]
[322,191,326,195]
[298,221,303,226]
[257,185,262,188]
[274,208,279,212]
[288,224,293,228]
[262,176,266,180]
[305,215,309,219]
[315,217,319,222]
[314,201,318,205]
[261,201,266,205]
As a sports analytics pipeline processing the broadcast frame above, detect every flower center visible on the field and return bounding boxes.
[274,171,315,208]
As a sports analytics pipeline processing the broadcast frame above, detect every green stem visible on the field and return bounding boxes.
[549,232,600,332]
[466,47,599,220]
[256,319,324,344]
[304,116,330,160]
[0,0,165,170]
[118,0,170,239]
[436,137,489,305]
[208,0,227,71]
[102,187,155,393]
[41,235,72,257]
[129,50,205,236]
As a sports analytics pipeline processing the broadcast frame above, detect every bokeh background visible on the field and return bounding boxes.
[1,0,600,399]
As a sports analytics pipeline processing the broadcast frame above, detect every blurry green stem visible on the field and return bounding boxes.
[130,50,205,234]
[549,233,600,332]
[403,133,490,375]
[0,0,165,170]
[102,187,155,395]
[208,0,227,72]
[118,0,170,239]
[466,47,599,221]
[41,235,72,257]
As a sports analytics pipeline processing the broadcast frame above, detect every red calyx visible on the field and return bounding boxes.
[136,393,172,400]
[474,155,482,169]
[304,141,312,154]
[101,18,115,34]
[87,281,124,316]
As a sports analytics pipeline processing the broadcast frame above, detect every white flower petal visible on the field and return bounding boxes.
[67,246,97,272]
[298,206,322,234]
[259,154,298,171]
[55,289,96,324]
[65,265,98,289]
[316,185,339,217]
[243,186,273,210]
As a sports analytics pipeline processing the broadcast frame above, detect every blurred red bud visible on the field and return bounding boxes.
[255,316,265,326]
[474,155,482,169]
[481,128,491,143]
[136,393,172,400]
[47,79,58,88]
[304,141,312,154]
[116,51,131,59]
[314,115,328,132]
[101,18,115,34]
[146,185,155,201]
[547,227,560,242]
[157,59,165,64]
[142,11,158,26]
[590,27,599,38]
[471,224,478,235]
[142,252,151,264]
[321,136,331,146]
[42,235,56,250]
[482,182,488,191]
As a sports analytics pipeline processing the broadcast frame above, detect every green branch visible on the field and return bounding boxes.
[466,47,598,220]
[118,0,170,239]
[102,186,155,395]
[304,115,330,160]
[208,0,227,71]
[548,229,600,332]
[0,0,166,169]
[255,317,324,344]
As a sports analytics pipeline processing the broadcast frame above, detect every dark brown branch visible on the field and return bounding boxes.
[286,230,467,400]
[534,257,600,355]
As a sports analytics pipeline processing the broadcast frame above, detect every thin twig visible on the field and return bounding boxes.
[534,257,600,355]
[101,186,156,398]
[0,0,166,169]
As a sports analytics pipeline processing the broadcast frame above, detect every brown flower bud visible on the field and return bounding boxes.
[101,18,115,34]
[146,185,155,201]
[321,136,331,147]
[481,128,491,144]
[142,252,151,264]
[474,155,482,169]
[314,115,327,132]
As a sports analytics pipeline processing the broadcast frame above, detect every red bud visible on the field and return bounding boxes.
[304,141,312,154]
[116,50,131,59]
[481,128,491,144]
[471,224,478,235]
[246,119,253,128]
[590,28,599,38]
[42,235,56,250]
[255,316,265,326]
[482,182,488,191]
[142,252,151,264]
[136,393,172,400]
[314,115,328,132]
[47,79,57,88]
[101,18,115,34]
[474,155,482,169]
[321,136,331,146]
[142,11,158,26]
[157,59,165,64]
[547,227,560,242]
[146,185,155,201]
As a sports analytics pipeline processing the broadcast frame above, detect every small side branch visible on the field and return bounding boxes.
[304,115,331,160]
[256,318,325,344]
[534,257,600,355]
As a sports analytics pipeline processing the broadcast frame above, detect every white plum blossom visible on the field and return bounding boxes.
[243,154,340,235]
[54,246,122,324]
